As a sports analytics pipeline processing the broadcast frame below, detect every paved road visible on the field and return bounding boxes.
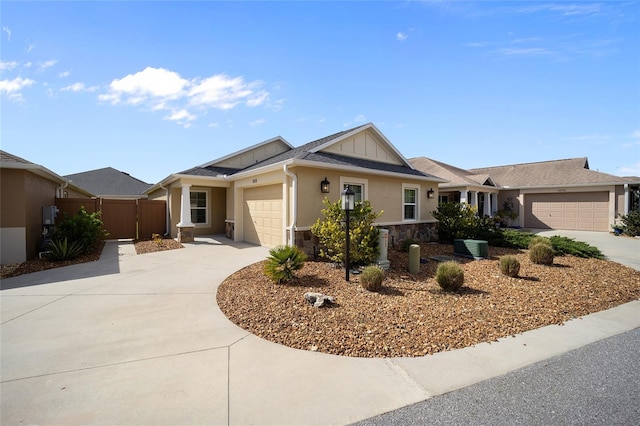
[354,328,640,425]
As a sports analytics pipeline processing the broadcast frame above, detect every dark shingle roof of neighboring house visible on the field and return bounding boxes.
[65,167,152,197]
[176,165,241,177]
[409,157,497,186]
[468,157,637,187]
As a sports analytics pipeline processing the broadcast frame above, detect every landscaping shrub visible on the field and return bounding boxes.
[264,245,307,284]
[499,255,520,277]
[46,238,84,261]
[435,261,464,292]
[548,236,604,259]
[529,243,554,265]
[360,265,385,292]
[55,207,107,253]
[400,238,417,252]
[311,198,382,267]
[620,210,640,237]
[432,202,500,242]
[528,236,553,250]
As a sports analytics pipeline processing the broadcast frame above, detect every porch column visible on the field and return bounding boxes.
[491,193,498,217]
[624,184,629,215]
[459,190,468,204]
[177,184,195,243]
[484,193,492,217]
[471,191,478,209]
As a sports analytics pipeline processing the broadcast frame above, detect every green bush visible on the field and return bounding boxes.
[399,238,417,252]
[529,243,554,265]
[432,202,500,242]
[435,261,464,292]
[548,236,604,259]
[311,198,382,267]
[499,256,520,277]
[360,265,385,292]
[263,245,307,284]
[46,238,84,261]
[56,207,107,253]
[620,210,640,236]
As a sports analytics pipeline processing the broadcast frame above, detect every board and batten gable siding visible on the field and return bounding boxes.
[213,139,291,169]
[321,129,405,165]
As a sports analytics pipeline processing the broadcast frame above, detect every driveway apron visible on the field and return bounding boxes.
[1,234,639,425]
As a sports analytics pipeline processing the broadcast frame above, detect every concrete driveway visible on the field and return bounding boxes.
[1,234,639,425]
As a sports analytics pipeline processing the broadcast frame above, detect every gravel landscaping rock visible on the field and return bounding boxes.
[217,242,640,358]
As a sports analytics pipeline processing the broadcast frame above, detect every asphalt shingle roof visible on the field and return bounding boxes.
[468,158,634,187]
[65,167,152,197]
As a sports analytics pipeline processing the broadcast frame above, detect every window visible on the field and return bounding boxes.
[345,183,364,203]
[190,191,207,224]
[439,194,449,204]
[403,187,417,220]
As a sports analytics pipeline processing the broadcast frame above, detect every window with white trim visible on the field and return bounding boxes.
[340,177,368,203]
[403,186,418,220]
[190,191,208,224]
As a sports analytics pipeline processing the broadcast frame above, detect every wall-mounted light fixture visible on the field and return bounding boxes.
[320,177,330,193]
[427,188,435,199]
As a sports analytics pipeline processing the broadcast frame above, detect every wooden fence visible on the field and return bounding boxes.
[55,198,166,240]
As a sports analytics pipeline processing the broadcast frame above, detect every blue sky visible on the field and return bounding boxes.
[1,1,639,184]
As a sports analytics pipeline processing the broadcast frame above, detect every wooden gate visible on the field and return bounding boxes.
[56,198,166,240]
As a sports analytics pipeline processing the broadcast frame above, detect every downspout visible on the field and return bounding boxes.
[57,181,68,198]
[159,184,170,237]
[283,164,297,247]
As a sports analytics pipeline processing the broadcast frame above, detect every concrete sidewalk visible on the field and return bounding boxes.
[1,234,639,425]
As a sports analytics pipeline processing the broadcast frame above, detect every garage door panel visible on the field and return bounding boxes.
[243,185,283,247]
[526,192,609,231]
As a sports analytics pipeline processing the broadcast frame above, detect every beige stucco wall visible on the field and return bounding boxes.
[291,166,439,228]
[164,182,226,238]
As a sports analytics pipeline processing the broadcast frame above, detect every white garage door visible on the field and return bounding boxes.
[243,185,283,247]
[525,192,609,231]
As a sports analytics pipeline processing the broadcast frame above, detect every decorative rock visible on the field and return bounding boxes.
[304,292,335,308]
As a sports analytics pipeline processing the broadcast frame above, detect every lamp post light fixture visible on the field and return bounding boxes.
[320,177,330,194]
[341,185,355,281]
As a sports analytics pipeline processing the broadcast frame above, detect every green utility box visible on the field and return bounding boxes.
[453,239,488,259]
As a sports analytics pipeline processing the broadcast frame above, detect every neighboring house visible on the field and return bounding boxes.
[146,123,446,252]
[409,157,500,217]
[411,156,640,232]
[0,150,93,264]
[65,167,152,198]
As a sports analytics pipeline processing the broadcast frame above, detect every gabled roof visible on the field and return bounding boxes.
[150,124,445,191]
[1,150,93,196]
[409,157,497,188]
[65,167,151,197]
[468,157,637,187]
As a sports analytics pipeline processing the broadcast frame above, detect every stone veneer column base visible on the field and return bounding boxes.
[177,226,195,243]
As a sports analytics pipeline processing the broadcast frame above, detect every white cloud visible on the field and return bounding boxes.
[396,32,408,41]
[518,4,601,17]
[99,67,271,126]
[208,122,219,128]
[494,47,553,56]
[59,70,71,78]
[617,162,640,176]
[2,26,10,41]
[0,76,35,94]
[26,42,34,53]
[249,118,266,127]
[60,82,98,93]
[39,59,57,70]
[0,60,19,71]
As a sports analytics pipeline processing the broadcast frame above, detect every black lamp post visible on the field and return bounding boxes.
[341,185,355,281]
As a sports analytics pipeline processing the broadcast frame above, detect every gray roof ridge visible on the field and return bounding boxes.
[469,157,588,172]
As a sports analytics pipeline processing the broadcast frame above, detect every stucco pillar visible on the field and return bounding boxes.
[177,183,195,243]
[624,184,629,215]
[471,191,478,209]
[484,193,492,216]
[491,193,498,217]
[459,191,467,204]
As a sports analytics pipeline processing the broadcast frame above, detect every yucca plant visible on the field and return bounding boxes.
[46,238,84,261]
[435,261,464,292]
[360,265,385,292]
[264,245,307,284]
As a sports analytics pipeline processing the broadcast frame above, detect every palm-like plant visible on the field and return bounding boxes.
[264,245,307,284]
